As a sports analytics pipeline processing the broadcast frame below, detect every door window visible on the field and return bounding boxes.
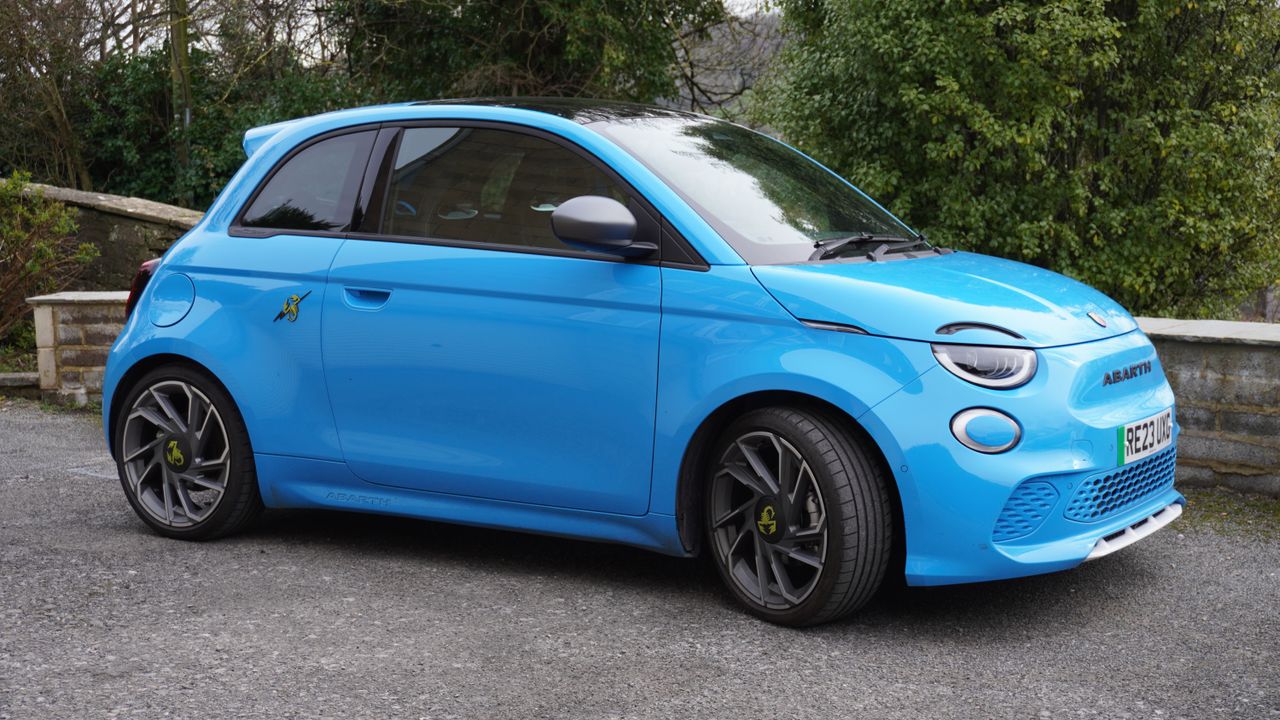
[381,127,627,250]
[240,130,376,232]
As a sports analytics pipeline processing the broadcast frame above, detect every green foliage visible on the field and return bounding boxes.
[85,48,377,209]
[0,319,36,373]
[338,0,726,101]
[73,1,725,209]
[84,51,173,204]
[760,0,1280,317]
[0,172,94,339]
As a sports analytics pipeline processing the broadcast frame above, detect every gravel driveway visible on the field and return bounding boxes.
[1,398,1276,719]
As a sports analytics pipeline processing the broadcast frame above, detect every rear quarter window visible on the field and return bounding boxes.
[240,130,376,232]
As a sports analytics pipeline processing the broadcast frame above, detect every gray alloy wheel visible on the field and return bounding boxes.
[705,407,893,626]
[120,380,230,528]
[115,365,262,540]
[708,430,828,610]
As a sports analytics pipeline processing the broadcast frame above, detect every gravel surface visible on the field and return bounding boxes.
[1,397,1277,719]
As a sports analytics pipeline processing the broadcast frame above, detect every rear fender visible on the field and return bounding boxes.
[103,289,343,462]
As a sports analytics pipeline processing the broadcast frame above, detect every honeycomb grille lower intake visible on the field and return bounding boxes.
[1064,447,1177,523]
[992,481,1060,542]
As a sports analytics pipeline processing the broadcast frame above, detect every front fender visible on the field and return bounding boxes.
[650,264,937,516]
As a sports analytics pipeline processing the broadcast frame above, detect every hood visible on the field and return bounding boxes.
[752,251,1138,348]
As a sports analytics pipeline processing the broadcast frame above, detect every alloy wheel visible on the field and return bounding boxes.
[708,430,829,610]
[120,380,231,528]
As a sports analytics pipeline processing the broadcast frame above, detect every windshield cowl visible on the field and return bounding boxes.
[808,234,948,262]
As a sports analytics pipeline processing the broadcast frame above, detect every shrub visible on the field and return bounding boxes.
[759,0,1280,318]
[0,319,36,373]
[0,172,94,339]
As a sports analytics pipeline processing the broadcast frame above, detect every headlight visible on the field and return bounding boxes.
[931,344,1037,389]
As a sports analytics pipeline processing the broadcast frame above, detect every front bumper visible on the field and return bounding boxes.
[861,330,1183,586]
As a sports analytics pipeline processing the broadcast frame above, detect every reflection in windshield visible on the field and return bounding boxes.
[594,117,913,265]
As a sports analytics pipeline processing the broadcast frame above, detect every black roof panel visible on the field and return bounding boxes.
[412,97,702,125]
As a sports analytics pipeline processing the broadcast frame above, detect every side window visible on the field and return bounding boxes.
[241,130,376,232]
[381,127,628,250]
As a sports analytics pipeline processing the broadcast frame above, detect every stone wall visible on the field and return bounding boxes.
[1139,318,1280,496]
[27,291,128,405]
[28,184,202,291]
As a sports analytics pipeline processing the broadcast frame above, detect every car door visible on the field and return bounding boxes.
[320,123,662,515]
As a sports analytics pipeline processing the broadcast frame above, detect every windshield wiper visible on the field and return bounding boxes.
[809,233,925,261]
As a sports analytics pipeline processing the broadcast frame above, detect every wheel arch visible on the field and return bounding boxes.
[673,390,905,562]
[106,353,234,457]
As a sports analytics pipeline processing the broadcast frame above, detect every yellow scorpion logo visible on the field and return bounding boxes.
[165,440,185,467]
[274,290,312,323]
[756,505,777,536]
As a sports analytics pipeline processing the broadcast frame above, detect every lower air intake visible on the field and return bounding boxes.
[992,481,1059,542]
[1064,446,1177,523]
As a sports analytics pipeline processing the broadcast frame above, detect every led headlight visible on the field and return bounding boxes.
[931,344,1037,389]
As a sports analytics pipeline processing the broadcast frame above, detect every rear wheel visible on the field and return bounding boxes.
[113,365,261,540]
[705,406,893,626]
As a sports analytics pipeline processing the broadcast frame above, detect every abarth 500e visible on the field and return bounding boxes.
[105,99,1181,626]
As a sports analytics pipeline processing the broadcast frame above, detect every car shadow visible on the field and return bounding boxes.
[240,508,710,590]
[235,508,1166,637]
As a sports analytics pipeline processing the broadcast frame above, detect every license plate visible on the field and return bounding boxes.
[1117,408,1173,465]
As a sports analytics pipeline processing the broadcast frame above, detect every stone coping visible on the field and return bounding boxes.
[0,372,38,387]
[23,182,203,231]
[27,291,129,305]
[1136,317,1280,347]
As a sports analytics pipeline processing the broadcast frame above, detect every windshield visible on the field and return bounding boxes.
[592,116,914,265]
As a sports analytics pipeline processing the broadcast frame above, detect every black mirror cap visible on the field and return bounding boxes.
[551,195,655,258]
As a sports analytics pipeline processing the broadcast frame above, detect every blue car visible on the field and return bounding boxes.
[104,99,1182,626]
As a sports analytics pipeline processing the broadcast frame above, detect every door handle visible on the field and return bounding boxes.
[343,286,392,310]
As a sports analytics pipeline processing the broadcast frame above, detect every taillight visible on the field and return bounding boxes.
[125,258,161,319]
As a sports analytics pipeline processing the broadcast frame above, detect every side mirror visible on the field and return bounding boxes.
[550,196,656,258]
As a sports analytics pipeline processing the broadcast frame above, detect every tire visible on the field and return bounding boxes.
[704,406,893,626]
[113,364,262,540]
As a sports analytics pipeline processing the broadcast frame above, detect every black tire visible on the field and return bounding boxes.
[113,364,262,540]
[704,406,893,626]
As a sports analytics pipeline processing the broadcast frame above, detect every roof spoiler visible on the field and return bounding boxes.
[242,119,298,158]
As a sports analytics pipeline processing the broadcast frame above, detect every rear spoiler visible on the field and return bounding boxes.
[242,119,298,158]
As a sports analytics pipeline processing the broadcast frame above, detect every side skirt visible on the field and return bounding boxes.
[254,453,689,557]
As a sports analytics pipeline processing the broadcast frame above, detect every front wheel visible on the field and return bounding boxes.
[705,407,893,626]
[113,365,262,540]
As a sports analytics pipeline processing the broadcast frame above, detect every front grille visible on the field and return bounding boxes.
[1064,446,1177,523]
[993,481,1060,542]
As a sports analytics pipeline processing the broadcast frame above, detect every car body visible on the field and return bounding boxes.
[104,99,1182,624]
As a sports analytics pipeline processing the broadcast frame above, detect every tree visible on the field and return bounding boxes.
[0,0,99,189]
[759,0,1280,318]
[336,0,727,102]
[169,0,194,206]
[670,6,781,118]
